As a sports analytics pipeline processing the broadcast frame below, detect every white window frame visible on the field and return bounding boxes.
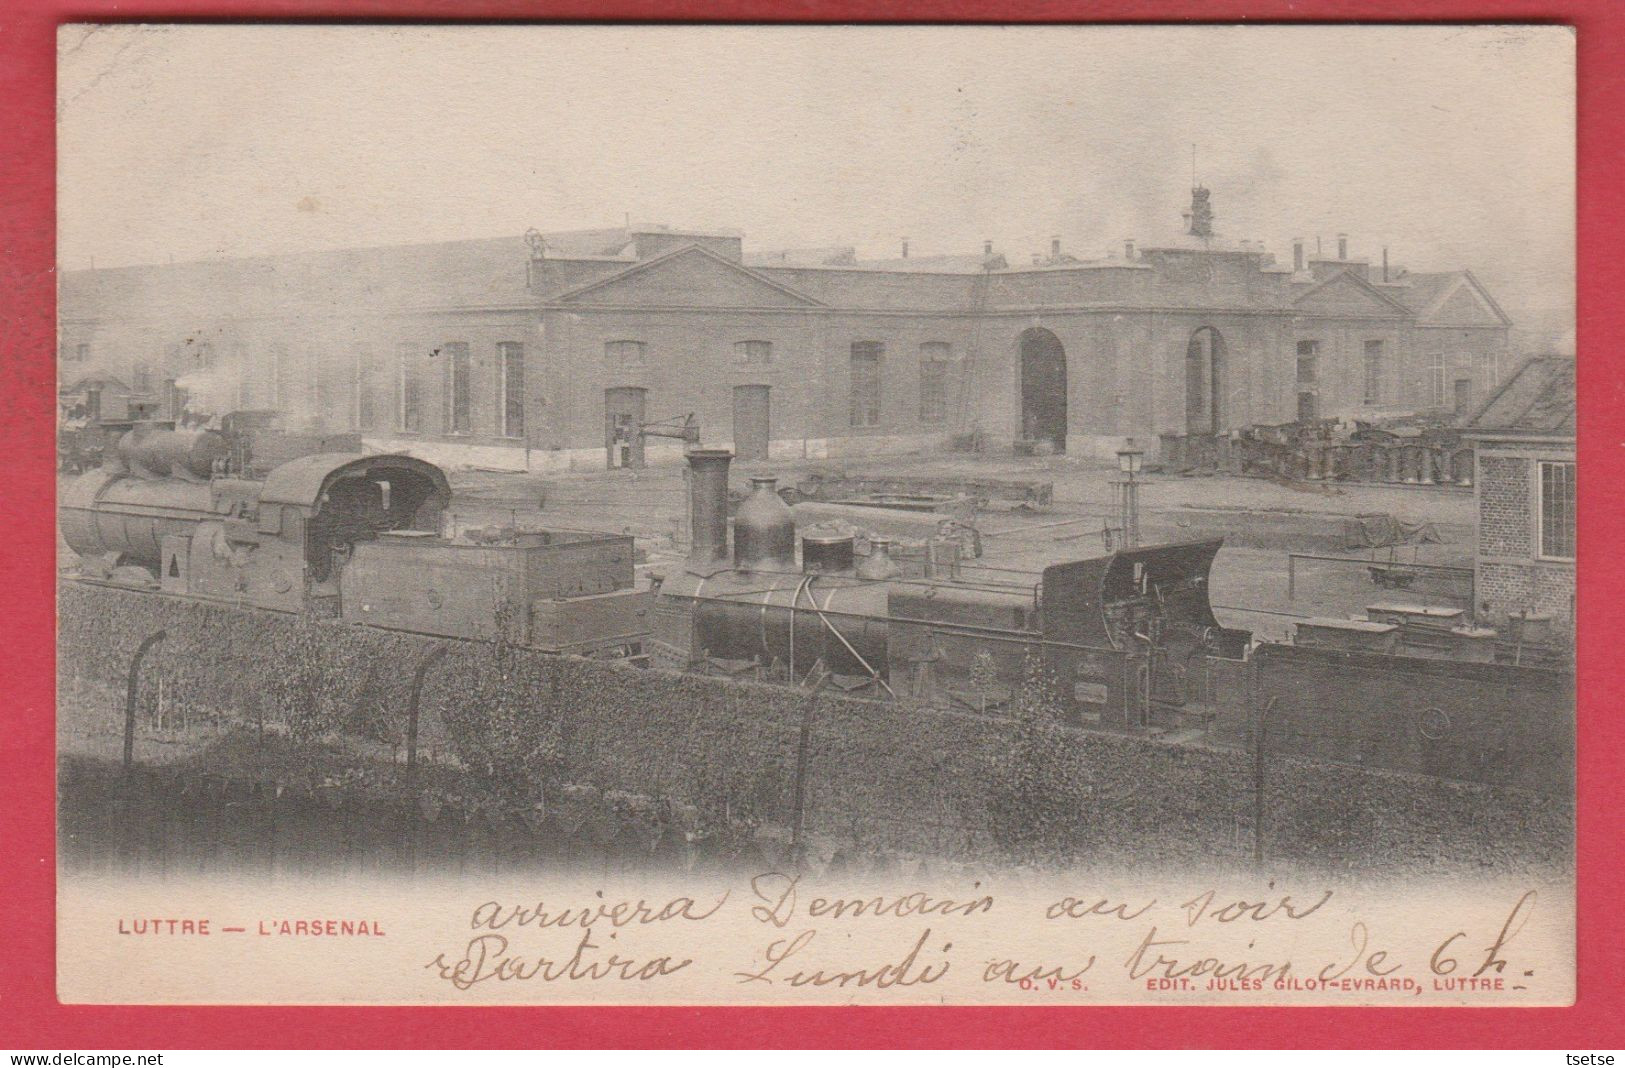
[396,342,420,433]
[1536,459,1576,562]
[443,341,471,435]
[497,341,525,439]
[1427,352,1447,407]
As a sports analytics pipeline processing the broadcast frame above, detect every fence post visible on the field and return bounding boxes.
[789,682,829,868]
[406,644,450,780]
[1253,696,1280,870]
[124,630,168,778]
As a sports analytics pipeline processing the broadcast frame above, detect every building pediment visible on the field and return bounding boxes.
[1292,270,1410,318]
[550,244,827,310]
[1415,272,1513,327]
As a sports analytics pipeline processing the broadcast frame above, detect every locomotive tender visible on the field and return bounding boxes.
[60,418,646,657]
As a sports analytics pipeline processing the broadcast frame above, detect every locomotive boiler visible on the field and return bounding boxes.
[60,420,646,657]
[650,448,1251,724]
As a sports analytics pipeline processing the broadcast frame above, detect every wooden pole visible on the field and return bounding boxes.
[124,631,167,778]
[407,644,449,779]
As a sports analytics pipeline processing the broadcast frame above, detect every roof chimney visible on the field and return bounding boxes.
[983,240,993,256]
[901,237,909,259]
[1124,239,1136,260]
[1293,239,1304,272]
[1382,246,1390,282]
[1337,233,1348,260]
[1051,236,1061,260]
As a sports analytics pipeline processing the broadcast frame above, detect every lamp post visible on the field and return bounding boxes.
[1113,443,1145,549]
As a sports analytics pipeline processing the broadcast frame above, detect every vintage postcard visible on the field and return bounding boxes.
[54,23,1576,1005]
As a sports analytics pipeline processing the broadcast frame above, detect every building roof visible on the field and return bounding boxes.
[846,252,1009,273]
[1384,270,1513,327]
[534,228,637,259]
[744,246,858,268]
[61,234,539,320]
[60,217,1517,325]
[1464,356,1575,437]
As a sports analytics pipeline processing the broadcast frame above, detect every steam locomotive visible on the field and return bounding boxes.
[59,417,647,657]
[647,449,1253,727]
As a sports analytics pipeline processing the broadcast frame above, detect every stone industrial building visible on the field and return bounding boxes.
[1463,355,1576,635]
[59,189,1514,472]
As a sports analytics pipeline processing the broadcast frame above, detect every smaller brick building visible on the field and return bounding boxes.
[1462,356,1575,634]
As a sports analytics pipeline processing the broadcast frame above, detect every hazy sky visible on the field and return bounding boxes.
[58,24,1575,323]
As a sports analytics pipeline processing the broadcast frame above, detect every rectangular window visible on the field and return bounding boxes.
[1538,460,1576,560]
[397,342,421,432]
[919,342,950,423]
[306,347,323,416]
[606,340,646,367]
[444,342,471,434]
[850,341,883,427]
[734,340,772,365]
[1363,340,1383,404]
[272,344,291,410]
[1295,340,1319,384]
[354,349,375,431]
[1427,352,1447,407]
[498,341,525,438]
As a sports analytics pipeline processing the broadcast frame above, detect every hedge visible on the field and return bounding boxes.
[58,582,1571,876]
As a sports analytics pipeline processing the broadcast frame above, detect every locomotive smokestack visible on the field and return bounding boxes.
[686,448,734,572]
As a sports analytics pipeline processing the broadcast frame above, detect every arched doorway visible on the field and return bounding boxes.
[1018,328,1068,453]
[1185,327,1226,435]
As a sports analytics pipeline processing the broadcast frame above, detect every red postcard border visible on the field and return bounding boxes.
[2,2,1620,1049]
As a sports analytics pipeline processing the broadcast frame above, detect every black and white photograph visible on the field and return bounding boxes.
[52,23,1576,1005]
